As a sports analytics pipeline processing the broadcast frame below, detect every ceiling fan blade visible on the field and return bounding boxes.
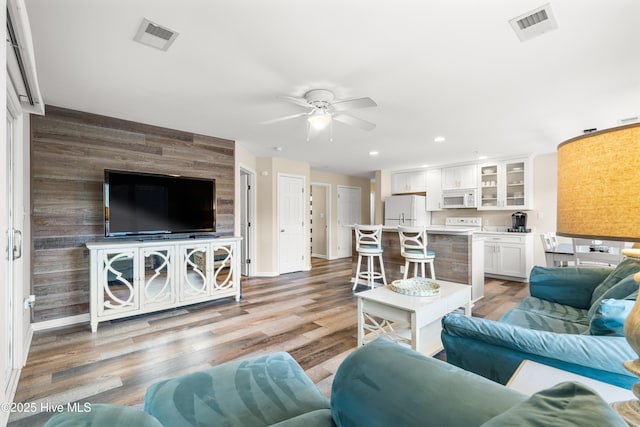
[331,97,377,112]
[332,113,376,131]
[279,95,311,108]
[260,112,308,124]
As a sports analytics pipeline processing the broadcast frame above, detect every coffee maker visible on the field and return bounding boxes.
[508,212,530,232]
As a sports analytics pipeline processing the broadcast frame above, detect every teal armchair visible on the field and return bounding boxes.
[442,258,640,388]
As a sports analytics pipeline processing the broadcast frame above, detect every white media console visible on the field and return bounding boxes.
[86,236,242,332]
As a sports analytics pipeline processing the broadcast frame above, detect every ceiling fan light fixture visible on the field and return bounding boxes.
[308,109,332,130]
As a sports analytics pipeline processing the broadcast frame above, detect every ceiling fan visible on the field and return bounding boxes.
[263,89,377,141]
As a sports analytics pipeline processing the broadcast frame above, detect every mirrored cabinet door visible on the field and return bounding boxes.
[142,247,175,307]
[180,245,209,300]
[212,243,235,293]
[100,249,139,315]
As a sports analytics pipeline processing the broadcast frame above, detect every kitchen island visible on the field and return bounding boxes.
[352,226,484,301]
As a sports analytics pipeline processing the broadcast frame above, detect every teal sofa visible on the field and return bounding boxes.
[45,338,626,426]
[442,258,640,389]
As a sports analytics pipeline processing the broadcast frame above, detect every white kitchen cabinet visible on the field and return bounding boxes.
[392,170,426,194]
[425,168,442,211]
[478,158,533,210]
[481,233,533,281]
[441,164,477,190]
[87,237,242,332]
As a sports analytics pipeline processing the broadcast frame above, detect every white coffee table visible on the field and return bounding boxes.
[356,279,472,356]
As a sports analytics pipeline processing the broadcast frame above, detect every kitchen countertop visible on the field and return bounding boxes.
[425,226,478,235]
[380,225,477,235]
[355,225,534,236]
[475,230,535,236]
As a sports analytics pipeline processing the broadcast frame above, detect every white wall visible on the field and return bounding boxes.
[374,169,391,224]
[253,156,312,275]
[235,143,373,274]
[310,170,371,259]
[234,142,257,237]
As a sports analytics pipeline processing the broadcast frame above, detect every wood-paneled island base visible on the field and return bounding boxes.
[352,227,484,301]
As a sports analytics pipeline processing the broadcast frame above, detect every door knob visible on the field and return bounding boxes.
[280,229,285,233]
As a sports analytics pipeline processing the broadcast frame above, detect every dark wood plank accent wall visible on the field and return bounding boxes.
[30,106,235,323]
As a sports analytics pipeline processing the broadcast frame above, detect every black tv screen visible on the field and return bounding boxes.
[104,170,216,237]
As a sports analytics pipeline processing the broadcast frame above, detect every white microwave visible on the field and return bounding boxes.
[442,189,477,208]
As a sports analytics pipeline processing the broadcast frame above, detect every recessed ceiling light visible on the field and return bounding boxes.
[421,164,429,168]
[434,136,446,143]
[478,155,488,160]
[274,146,283,151]
[369,151,379,156]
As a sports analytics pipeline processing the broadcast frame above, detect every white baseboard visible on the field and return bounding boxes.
[32,313,90,331]
[254,271,279,277]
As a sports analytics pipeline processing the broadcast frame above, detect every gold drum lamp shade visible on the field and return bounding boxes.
[557,123,640,424]
[557,123,640,241]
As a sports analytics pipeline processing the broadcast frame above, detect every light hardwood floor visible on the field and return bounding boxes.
[8,257,528,426]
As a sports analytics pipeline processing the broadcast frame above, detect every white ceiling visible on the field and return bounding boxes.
[23,0,640,177]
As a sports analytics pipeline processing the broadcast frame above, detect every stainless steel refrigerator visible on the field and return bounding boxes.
[384,195,429,226]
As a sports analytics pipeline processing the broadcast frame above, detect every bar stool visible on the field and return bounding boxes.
[398,225,436,280]
[353,224,387,291]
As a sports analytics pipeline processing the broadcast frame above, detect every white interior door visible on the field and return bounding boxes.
[1,85,22,414]
[337,186,361,258]
[278,175,305,274]
[0,97,11,408]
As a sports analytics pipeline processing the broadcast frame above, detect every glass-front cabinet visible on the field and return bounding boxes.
[88,237,242,332]
[479,157,532,210]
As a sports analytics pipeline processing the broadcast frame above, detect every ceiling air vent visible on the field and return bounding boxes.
[133,18,179,51]
[509,3,558,42]
[619,116,639,125]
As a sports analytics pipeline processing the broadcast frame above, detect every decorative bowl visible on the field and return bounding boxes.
[390,278,440,297]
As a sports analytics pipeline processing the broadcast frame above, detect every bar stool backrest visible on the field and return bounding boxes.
[355,224,383,253]
[398,225,429,257]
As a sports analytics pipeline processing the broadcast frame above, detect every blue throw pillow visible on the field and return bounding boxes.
[589,299,635,336]
[590,259,640,307]
[480,382,627,426]
[588,272,640,319]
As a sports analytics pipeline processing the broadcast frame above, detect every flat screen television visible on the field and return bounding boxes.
[104,169,216,238]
